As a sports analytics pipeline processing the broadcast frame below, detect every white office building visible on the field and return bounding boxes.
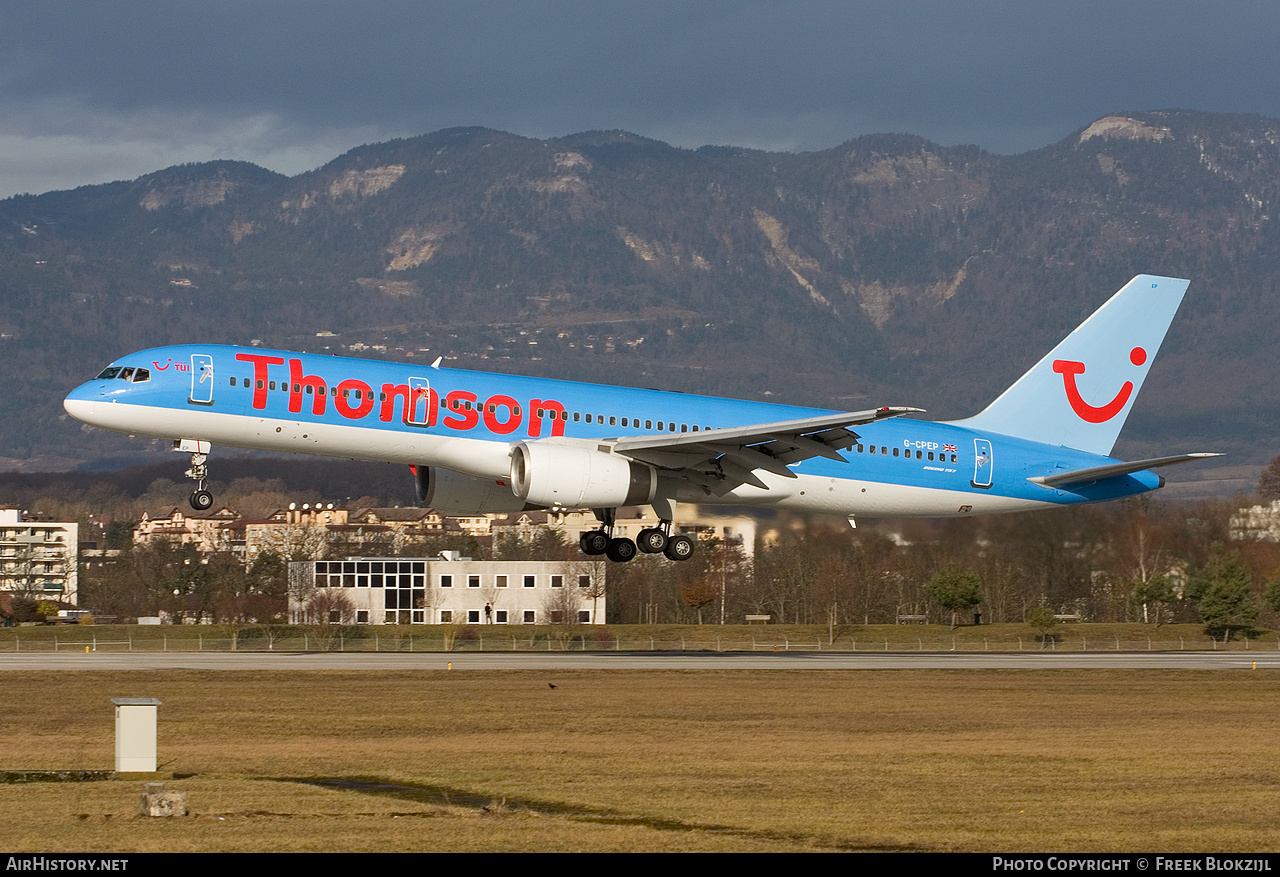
[289,554,606,625]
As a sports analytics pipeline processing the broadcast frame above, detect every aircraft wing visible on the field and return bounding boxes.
[1028,453,1222,489]
[610,406,922,494]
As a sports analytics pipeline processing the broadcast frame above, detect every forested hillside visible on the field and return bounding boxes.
[2,110,1278,474]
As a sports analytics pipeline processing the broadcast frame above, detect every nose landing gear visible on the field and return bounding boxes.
[175,439,214,511]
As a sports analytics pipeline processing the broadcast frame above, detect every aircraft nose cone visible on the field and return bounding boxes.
[63,392,97,424]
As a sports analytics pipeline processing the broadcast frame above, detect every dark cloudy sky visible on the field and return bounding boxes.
[2,1,1278,198]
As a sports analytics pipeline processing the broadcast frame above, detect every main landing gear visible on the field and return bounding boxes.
[579,509,694,563]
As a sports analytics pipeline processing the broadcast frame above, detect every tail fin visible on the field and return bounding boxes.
[960,274,1189,455]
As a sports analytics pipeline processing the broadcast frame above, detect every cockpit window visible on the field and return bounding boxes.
[132,368,150,382]
[95,367,122,380]
[118,367,134,381]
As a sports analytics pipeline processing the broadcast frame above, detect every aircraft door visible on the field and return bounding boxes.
[406,377,432,426]
[189,354,214,405]
[971,438,993,489]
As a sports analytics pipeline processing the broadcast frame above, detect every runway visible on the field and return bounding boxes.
[0,650,1271,670]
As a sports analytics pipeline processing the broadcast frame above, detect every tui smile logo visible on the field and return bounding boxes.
[1052,347,1146,423]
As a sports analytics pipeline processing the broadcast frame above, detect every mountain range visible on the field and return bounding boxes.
[2,109,1276,490]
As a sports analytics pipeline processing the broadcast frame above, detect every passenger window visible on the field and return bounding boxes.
[585,414,592,423]
[681,424,688,432]
[928,452,934,460]
[609,416,616,426]
[657,421,664,431]
[892,447,899,457]
[270,381,276,390]
[870,446,877,455]
[573,413,581,422]
[645,420,653,429]
[230,377,237,386]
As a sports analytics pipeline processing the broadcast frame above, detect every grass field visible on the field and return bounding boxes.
[4,668,1280,852]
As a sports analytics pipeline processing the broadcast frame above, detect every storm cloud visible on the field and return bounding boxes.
[2,1,1278,196]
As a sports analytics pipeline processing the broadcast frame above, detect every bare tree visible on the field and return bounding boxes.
[304,590,356,651]
[541,583,584,648]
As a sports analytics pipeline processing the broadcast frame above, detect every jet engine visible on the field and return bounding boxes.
[412,465,534,514]
[510,442,657,509]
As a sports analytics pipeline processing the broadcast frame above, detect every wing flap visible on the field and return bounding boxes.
[610,406,922,493]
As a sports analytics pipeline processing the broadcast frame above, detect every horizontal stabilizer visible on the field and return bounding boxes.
[1028,453,1221,488]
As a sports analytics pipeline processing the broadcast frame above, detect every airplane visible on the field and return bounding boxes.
[63,274,1217,563]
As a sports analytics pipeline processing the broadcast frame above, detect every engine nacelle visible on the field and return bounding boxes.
[412,465,535,514]
[510,442,657,509]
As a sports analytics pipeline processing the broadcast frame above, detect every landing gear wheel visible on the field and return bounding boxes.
[605,537,637,563]
[189,489,213,511]
[636,527,667,554]
[664,533,695,562]
[580,530,609,556]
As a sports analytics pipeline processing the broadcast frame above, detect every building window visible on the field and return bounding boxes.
[440,575,452,588]
[356,611,369,624]
[550,575,563,588]
[468,574,480,588]
[578,575,591,588]
[496,575,508,588]
[523,610,536,623]
[549,610,564,623]
[495,610,508,623]
[578,611,590,623]
[523,575,535,588]
[467,610,480,623]
[440,610,453,623]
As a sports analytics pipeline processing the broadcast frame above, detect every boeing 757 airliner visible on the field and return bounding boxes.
[64,274,1216,562]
